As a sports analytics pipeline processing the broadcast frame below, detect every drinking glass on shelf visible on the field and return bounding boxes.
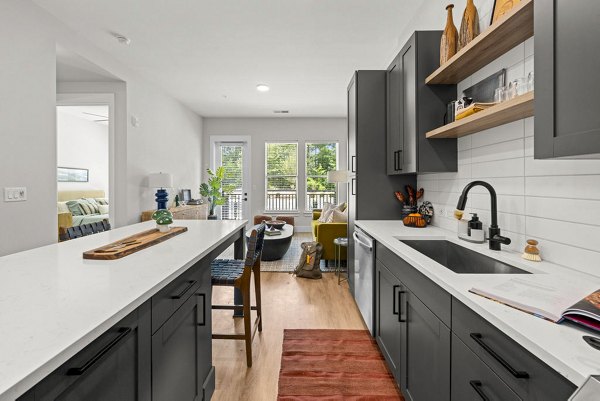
[516,77,528,96]
[527,72,534,92]
[507,81,518,100]
[494,87,504,103]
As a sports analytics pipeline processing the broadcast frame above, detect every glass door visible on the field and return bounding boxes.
[214,142,250,221]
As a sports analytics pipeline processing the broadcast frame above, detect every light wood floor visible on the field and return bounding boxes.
[211,272,366,401]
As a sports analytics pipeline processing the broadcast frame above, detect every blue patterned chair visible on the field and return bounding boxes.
[211,222,266,367]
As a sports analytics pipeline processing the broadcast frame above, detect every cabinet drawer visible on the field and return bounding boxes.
[202,366,216,401]
[452,334,521,401]
[376,243,451,327]
[152,261,205,333]
[452,299,576,401]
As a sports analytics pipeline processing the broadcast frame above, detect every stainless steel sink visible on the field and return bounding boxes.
[399,240,531,274]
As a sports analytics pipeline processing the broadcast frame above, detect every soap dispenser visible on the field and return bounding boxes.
[467,214,485,243]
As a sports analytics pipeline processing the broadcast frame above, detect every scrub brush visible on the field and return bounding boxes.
[522,239,542,262]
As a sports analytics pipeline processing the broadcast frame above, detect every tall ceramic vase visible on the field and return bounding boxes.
[458,0,480,51]
[440,4,458,65]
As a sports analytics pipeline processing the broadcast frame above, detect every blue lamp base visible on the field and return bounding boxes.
[155,188,169,210]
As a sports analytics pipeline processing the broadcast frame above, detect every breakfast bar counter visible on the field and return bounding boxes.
[0,220,246,401]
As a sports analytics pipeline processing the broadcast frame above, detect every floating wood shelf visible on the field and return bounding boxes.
[426,92,534,139]
[426,0,533,85]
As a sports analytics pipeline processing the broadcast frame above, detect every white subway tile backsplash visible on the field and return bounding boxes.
[471,120,524,148]
[471,139,524,164]
[526,197,600,225]
[526,175,600,200]
[526,216,600,252]
[472,158,524,178]
[419,43,600,277]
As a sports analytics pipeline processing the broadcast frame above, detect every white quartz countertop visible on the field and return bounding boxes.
[355,220,600,388]
[0,220,246,401]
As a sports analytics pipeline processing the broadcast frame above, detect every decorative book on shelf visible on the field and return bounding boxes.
[470,276,600,333]
[455,102,497,120]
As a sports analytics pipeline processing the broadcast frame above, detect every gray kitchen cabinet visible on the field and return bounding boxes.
[152,262,213,401]
[371,242,577,401]
[535,0,600,158]
[31,302,152,401]
[387,31,457,175]
[347,71,417,296]
[401,289,450,401]
[375,259,403,383]
[452,334,521,401]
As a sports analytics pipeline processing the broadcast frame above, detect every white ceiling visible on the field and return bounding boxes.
[36,0,425,117]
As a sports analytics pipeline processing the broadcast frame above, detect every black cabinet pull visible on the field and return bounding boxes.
[469,381,490,401]
[171,280,197,299]
[67,327,132,376]
[351,156,356,173]
[397,150,403,171]
[198,293,206,326]
[470,333,529,379]
[398,290,406,322]
[392,285,399,315]
[351,178,356,195]
[584,335,600,351]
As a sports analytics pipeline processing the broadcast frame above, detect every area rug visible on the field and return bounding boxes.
[219,233,339,273]
[277,329,405,401]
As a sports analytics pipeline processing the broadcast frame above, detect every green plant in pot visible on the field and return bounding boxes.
[151,209,174,232]
[199,167,234,220]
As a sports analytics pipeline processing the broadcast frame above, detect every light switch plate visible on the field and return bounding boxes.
[4,187,27,202]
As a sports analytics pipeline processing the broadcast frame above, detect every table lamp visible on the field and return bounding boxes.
[327,170,349,202]
[148,172,173,210]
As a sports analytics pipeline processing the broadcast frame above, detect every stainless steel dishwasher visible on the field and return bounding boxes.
[353,228,374,336]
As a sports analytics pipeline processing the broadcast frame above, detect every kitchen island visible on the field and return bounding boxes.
[0,220,246,401]
[355,220,600,400]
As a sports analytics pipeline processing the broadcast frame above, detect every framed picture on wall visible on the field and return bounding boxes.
[57,167,89,182]
[491,0,522,25]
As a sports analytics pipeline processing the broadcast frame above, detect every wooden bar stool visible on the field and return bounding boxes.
[211,222,266,367]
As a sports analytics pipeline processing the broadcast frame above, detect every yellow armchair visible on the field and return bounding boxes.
[311,210,347,262]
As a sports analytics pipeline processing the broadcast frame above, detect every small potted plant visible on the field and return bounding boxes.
[199,167,234,220]
[151,209,174,232]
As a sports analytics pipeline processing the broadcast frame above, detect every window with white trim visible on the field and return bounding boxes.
[265,142,298,211]
[305,142,339,211]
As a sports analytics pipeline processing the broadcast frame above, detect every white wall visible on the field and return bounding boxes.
[57,108,109,194]
[202,118,347,230]
[0,0,203,256]
[413,3,600,278]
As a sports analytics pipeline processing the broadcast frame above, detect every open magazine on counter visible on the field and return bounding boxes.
[470,276,600,333]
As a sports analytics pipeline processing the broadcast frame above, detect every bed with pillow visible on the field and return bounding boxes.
[57,190,109,234]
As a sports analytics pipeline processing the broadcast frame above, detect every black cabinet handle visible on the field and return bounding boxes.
[584,335,600,351]
[470,333,529,379]
[398,290,406,322]
[469,381,490,401]
[198,293,206,326]
[351,178,356,195]
[392,285,399,315]
[397,150,403,171]
[351,156,356,173]
[67,327,132,376]
[171,280,197,299]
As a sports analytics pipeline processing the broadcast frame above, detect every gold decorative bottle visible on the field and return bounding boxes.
[458,0,480,51]
[440,4,458,65]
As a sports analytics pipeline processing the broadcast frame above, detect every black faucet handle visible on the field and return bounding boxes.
[492,234,511,245]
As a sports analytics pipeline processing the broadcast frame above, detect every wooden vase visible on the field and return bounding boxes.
[458,0,480,51]
[440,4,458,65]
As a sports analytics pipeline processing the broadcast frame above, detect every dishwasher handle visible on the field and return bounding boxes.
[353,231,373,251]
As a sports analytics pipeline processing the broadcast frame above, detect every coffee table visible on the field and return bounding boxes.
[246,224,294,261]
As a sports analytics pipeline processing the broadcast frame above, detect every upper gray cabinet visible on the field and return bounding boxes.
[535,0,600,159]
[387,31,457,175]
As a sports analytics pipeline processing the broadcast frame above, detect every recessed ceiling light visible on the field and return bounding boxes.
[111,32,131,45]
[256,84,270,92]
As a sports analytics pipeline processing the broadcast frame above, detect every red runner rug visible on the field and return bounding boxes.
[277,329,405,401]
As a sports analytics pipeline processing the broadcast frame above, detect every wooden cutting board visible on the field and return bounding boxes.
[83,226,188,260]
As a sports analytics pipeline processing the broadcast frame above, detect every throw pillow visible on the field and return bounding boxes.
[66,200,83,216]
[98,205,109,215]
[317,202,335,223]
[95,198,109,205]
[332,208,348,223]
[83,198,100,214]
[57,202,69,213]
